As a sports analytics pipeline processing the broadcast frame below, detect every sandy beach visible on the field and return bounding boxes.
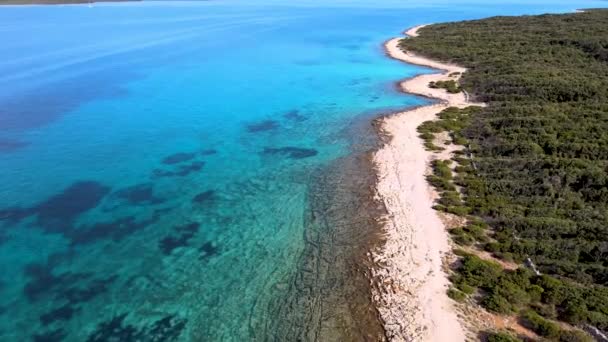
[371,25,481,341]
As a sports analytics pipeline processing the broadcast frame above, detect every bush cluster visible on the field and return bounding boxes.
[429,79,462,93]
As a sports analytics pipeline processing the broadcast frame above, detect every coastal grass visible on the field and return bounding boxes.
[406,9,608,340]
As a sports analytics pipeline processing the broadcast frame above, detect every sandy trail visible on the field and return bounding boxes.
[371,25,482,341]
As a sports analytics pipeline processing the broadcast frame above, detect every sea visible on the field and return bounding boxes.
[0,0,605,340]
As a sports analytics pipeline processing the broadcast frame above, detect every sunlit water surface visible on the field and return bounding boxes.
[0,0,605,340]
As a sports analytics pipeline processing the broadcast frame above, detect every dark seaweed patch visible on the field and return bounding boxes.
[86,313,187,342]
[35,181,111,231]
[175,161,205,176]
[0,66,131,132]
[63,275,117,305]
[40,304,79,326]
[246,120,279,133]
[199,242,219,261]
[23,261,117,306]
[0,181,110,233]
[146,314,187,341]
[0,181,110,232]
[161,152,196,165]
[0,139,28,153]
[192,190,215,205]
[153,208,173,216]
[283,110,307,122]
[152,169,172,178]
[159,223,200,255]
[23,263,92,302]
[152,161,205,178]
[175,222,199,235]
[112,183,164,205]
[0,206,31,223]
[32,328,67,342]
[86,314,138,342]
[262,147,318,159]
[200,149,217,156]
[68,216,156,246]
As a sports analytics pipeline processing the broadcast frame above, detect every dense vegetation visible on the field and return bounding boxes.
[402,9,608,339]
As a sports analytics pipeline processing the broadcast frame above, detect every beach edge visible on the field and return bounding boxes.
[370,25,482,341]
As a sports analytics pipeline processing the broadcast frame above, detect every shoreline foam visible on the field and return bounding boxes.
[371,25,482,341]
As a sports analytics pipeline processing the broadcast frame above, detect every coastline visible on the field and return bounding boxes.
[371,25,482,341]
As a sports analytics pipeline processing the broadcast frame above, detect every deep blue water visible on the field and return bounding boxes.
[0,1,605,341]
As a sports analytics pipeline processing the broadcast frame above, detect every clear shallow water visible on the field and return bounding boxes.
[0,1,606,341]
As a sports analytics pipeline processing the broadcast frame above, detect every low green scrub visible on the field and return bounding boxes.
[426,175,455,192]
[521,310,560,338]
[417,106,480,151]
[558,330,594,342]
[432,160,453,179]
[450,223,488,246]
[447,287,467,302]
[486,331,522,342]
[429,79,462,93]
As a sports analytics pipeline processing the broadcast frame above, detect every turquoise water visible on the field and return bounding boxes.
[0,1,605,341]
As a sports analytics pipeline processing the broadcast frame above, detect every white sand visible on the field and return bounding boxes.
[371,25,482,341]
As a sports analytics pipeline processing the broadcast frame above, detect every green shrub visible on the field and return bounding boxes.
[485,242,502,253]
[458,255,503,287]
[521,310,560,338]
[454,233,475,246]
[486,331,522,342]
[499,252,514,262]
[453,248,470,257]
[446,205,470,216]
[457,282,476,294]
[465,223,485,239]
[450,227,466,236]
[438,191,462,207]
[483,292,513,313]
[447,287,467,302]
[532,303,558,319]
[526,284,544,303]
[429,80,462,93]
[494,280,531,308]
[432,204,446,212]
[426,175,455,191]
[423,141,444,151]
[453,135,468,145]
[535,275,568,305]
[558,330,593,342]
[432,160,453,179]
[562,299,589,325]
